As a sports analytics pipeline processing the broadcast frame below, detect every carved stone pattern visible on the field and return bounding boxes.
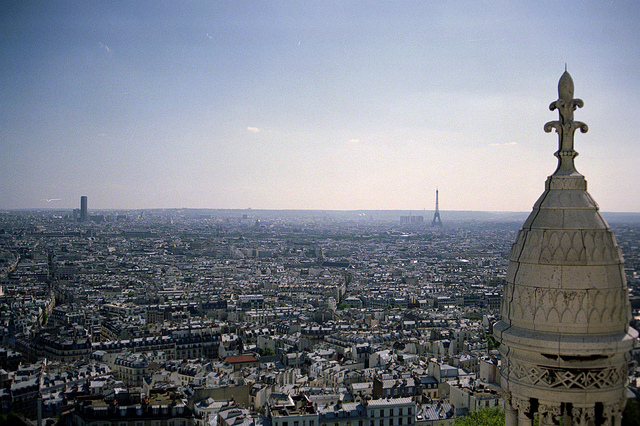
[572,405,595,426]
[501,390,513,408]
[539,401,562,424]
[508,359,626,390]
[509,230,527,262]
[547,176,587,190]
[582,230,620,264]
[510,284,536,323]
[505,284,628,327]
[539,229,587,263]
[510,229,619,265]
[500,282,513,319]
[539,190,594,209]
[511,395,531,413]
[547,230,614,264]
[602,398,625,422]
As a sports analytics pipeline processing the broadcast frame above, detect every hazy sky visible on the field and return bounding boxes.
[2,1,639,212]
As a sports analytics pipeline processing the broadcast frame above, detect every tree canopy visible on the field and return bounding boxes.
[454,407,505,426]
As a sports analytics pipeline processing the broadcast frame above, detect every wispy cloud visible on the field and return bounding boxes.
[348,138,359,143]
[98,42,111,54]
[247,127,260,133]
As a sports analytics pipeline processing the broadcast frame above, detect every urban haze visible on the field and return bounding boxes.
[2,1,640,425]
[1,206,640,423]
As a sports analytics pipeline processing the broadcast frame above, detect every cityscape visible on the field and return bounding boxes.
[2,2,640,426]
[1,195,640,425]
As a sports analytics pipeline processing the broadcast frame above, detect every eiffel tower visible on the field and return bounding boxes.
[431,189,442,227]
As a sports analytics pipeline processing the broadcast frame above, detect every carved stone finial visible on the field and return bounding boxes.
[558,70,574,102]
[543,70,589,176]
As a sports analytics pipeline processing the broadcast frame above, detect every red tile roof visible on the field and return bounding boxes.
[225,355,258,364]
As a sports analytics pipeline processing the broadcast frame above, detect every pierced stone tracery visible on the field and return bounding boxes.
[508,359,625,390]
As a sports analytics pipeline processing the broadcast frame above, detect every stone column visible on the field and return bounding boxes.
[603,398,626,426]
[571,404,595,426]
[504,394,518,426]
[539,401,562,426]
[517,410,533,426]
[563,411,573,426]
[513,396,532,426]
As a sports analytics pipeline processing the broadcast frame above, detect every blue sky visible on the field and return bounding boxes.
[2,1,639,211]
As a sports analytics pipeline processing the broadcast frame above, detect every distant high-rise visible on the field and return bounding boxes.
[400,215,424,224]
[431,189,442,227]
[80,196,88,222]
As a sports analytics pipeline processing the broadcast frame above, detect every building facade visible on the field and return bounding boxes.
[80,196,88,222]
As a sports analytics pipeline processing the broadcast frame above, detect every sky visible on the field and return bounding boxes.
[1,1,640,212]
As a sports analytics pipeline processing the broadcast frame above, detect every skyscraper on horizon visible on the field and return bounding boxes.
[80,196,87,222]
[494,71,636,425]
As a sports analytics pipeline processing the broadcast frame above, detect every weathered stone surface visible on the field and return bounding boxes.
[495,71,637,425]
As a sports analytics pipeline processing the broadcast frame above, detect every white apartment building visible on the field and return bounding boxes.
[366,397,416,426]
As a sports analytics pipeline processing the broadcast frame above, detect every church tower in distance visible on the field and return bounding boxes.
[494,71,637,425]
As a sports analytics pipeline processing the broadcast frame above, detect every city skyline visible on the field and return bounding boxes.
[2,1,639,212]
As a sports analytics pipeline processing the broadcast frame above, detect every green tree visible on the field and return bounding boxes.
[338,302,350,310]
[0,412,25,425]
[486,334,500,351]
[454,406,504,426]
[622,397,640,426]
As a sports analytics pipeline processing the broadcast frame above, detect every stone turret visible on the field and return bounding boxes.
[494,71,637,426]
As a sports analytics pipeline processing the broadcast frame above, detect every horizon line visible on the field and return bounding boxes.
[2,207,640,215]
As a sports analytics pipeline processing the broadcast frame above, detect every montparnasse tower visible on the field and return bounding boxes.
[494,71,637,425]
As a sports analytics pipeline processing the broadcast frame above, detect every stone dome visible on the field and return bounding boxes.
[494,71,637,426]
[501,171,631,337]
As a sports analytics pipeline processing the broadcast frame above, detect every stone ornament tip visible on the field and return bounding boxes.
[544,70,588,176]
